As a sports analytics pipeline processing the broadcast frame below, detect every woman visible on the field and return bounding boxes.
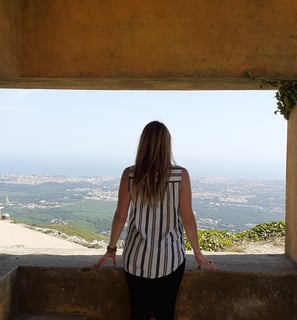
[95,121,217,320]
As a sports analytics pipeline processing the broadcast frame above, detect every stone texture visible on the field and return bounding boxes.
[1,1,297,89]
[15,314,86,320]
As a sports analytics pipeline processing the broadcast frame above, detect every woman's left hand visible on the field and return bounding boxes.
[194,252,218,271]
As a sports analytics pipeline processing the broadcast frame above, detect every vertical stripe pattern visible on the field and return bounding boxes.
[123,166,186,279]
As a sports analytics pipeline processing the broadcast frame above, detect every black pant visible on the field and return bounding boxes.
[125,260,186,320]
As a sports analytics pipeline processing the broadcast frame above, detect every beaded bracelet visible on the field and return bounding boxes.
[107,245,117,254]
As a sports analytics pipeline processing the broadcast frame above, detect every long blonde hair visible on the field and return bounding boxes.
[130,121,173,205]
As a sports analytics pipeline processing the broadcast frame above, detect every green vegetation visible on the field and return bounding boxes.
[24,219,285,252]
[185,221,285,252]
[43,224,109,243]
[261,80,297,120]
[6,199,117,235]
[26,222,110,248]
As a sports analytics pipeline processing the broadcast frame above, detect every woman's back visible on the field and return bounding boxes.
[123,166,186,279]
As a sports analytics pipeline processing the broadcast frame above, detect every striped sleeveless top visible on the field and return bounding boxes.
[123,166,186,279]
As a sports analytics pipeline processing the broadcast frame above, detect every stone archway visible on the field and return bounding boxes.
[1,0,297,262]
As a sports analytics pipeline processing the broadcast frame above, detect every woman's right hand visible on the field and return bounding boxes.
[94,251,117,267]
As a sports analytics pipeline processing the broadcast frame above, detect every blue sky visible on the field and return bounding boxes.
[0,89,287,179]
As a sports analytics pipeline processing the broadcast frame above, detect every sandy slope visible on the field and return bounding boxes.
[0,220,86,249]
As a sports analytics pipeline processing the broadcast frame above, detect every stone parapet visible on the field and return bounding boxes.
[1,266,296,320]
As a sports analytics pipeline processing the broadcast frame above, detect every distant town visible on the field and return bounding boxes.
[0,174,285,234]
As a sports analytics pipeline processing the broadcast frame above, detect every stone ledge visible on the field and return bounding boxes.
[4,265,297,320]
[15,314,87,320]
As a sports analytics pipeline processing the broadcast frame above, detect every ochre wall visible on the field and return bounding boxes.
[0,1,21,77]
[1,0,297,89]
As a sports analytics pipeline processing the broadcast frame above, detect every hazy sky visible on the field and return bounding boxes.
[0,89,287,179]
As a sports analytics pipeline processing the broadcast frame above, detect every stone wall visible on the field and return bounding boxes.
[5,266,297,320]
[0,269,17,320]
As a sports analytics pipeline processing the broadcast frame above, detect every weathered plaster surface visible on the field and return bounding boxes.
[1,0,297,89]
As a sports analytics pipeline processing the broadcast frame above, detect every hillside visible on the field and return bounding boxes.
[0,219,285,254]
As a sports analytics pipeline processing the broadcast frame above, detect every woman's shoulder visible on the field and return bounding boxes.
[171,165,188,174]
[124,165,134,171]
[171,166,191,182]
[169,166,189,182]
[122,166,135,177]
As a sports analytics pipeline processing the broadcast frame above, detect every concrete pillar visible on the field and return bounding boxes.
[286,105,297,262]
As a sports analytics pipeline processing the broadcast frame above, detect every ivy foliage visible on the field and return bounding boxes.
[262,80,297,120]
[185,220,285,252]
[242,220,285,241]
